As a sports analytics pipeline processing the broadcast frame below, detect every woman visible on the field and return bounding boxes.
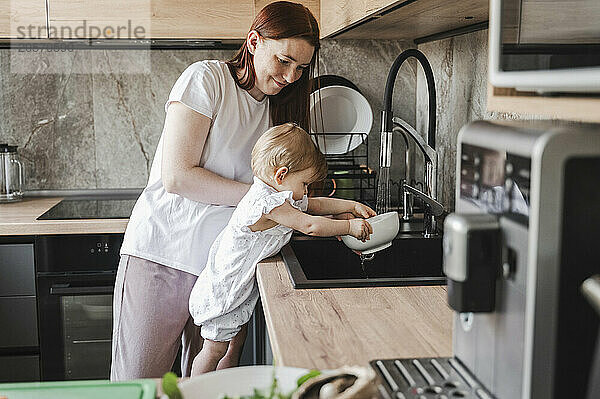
[111,1,320,380]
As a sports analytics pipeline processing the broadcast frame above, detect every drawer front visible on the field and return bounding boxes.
[0,296,38,348]
[0,244,35,296]
[0,355,40,382]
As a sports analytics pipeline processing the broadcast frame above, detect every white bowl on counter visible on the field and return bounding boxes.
[341,211,400,254]
[177,365,308,399]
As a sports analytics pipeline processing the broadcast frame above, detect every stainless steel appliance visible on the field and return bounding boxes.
[445,121,600,398]
[0,144,25,203]
[370,121,600,398]
[489,0,600,92]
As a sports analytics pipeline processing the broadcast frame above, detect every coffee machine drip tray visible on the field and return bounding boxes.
[370,357,495,399]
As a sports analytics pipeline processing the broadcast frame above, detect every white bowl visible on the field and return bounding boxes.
[310,85,373,154]
[341,211,400,254]
[177,365,308,399]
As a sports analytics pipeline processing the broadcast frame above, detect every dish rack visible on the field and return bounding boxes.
[309,132,377,208]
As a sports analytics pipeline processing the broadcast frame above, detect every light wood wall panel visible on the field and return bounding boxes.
[0,0,47,38]
[320,0,488,40]
[47,0,255,39]
[320,0,380,38]
[255,0,320,26]
[487,84,600,123]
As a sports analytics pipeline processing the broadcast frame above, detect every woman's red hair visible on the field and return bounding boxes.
[226,1,320,131]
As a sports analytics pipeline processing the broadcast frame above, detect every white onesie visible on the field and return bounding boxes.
[189,176,308,341]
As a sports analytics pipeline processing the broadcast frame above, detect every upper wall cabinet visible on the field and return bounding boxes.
[0,0,47,38]
[43,0,319,40]
[46,0,254,39]
[320,0,488,41]
[256,0,320,26]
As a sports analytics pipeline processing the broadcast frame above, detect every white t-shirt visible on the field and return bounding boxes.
[121,60,271,276]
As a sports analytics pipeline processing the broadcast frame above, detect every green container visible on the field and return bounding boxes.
[0,379,156,399]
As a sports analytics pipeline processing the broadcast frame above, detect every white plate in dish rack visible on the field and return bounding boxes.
[310,85,373,155]
[177,365,309,398]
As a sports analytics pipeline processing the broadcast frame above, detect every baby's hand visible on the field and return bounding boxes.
[348,218,373,242]
[352,202,376,219]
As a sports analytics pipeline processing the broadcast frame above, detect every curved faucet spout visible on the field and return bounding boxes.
[392,117,437,201]
[392,117,436,165]
[381,49,437,150]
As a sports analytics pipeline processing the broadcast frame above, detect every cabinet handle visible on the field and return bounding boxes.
[50,285,113,295]
[72,339,111,344]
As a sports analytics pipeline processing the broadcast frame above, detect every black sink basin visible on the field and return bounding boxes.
[282,233,446,289]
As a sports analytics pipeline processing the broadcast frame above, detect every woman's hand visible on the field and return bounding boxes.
[348,219,373,242]
[351,202,376,219]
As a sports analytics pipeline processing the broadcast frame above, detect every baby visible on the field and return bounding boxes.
[189,123,375,375]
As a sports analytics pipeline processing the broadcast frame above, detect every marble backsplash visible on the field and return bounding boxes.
[0,40,415,194]
[415,29,527,211]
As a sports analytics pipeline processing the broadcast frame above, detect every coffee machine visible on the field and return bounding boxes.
[444,120,600,398]
[370,121,600,398]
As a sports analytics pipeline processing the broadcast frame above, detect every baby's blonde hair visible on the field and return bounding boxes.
[251,123,328,183]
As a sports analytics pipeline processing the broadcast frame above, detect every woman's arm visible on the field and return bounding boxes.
[308,197,376,218]
[161,102,250,206]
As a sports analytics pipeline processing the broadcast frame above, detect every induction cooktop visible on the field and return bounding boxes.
[37,197,138,220]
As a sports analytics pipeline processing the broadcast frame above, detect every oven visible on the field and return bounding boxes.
[33,231,266,381]
[35,234,121,381]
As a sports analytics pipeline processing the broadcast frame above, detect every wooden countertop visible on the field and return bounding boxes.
[0,197,129,236]
[256,256,453,370]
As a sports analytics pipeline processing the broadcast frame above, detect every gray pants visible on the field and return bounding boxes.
[111,255,202,380]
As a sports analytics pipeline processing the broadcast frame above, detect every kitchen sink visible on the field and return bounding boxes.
[282,230,446,289]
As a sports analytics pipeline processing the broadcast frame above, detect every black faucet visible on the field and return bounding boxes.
[381,48,437,149]
[379,49,441,236]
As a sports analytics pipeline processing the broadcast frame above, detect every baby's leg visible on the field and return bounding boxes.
[217,322,249,370]
[190,339,229,376]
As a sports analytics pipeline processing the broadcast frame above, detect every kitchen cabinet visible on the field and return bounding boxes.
[45,0,318,40]
[320,0,488,41]
[4,0,484,41]
[487,85,600,123]
[320,0,393,38]
[255,1,320,25]
[47,0,254,39]
[0,0,47,38]
[0,237,40,383]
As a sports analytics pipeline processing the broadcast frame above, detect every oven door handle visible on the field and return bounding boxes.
[49,285,114,295]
